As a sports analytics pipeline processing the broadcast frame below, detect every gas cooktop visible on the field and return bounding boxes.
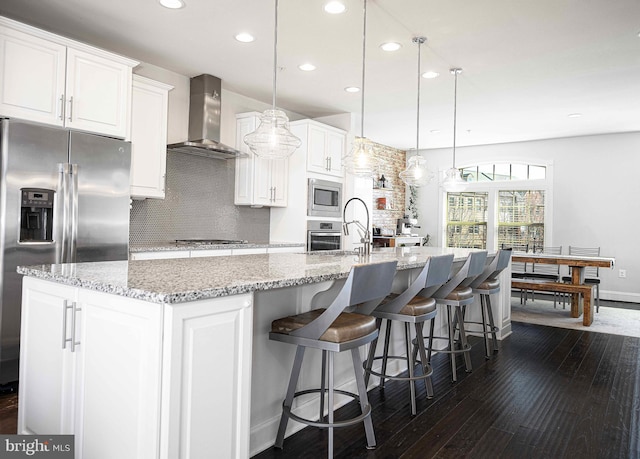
[175,239,248,245]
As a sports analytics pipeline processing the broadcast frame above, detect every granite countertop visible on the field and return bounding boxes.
[18,247,481,304]
[129,242,305,253]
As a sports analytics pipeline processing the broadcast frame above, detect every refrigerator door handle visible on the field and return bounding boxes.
[69,164,79,263]
[57,163,71,264]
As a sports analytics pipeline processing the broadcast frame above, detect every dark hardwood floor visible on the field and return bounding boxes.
[253,322,640,459]
[0,321,637,458]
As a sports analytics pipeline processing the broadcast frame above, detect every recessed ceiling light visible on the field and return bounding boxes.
[422,71,440,79]
[235,32,255,43]
[159,0,184,9]
[568,113,582,118]
[324,1,346,14]
[298,63,316,71]
[380,42,401,52]
[430,129,440,134]
[344,86,360,93]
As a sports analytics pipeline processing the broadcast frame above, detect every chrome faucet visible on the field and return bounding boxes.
[342,197,371,256]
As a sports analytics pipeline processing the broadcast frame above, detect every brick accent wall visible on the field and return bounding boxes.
[371,143,407,235]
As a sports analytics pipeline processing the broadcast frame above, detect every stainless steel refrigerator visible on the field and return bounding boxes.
[0,118,131,384]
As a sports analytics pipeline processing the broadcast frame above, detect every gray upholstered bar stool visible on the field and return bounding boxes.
[363,253,454,415]
[466,249,512,358]
[421,251,488,382]
[269,260,398,457]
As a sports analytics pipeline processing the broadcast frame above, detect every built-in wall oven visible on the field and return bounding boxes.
[307,221,341,252]
[308,178,342,218]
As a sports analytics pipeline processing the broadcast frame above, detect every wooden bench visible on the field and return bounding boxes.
[511,280,596,326]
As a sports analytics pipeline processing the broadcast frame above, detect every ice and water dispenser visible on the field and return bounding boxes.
[19,188,54,242]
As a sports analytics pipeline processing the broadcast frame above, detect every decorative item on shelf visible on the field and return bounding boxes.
[376,197,387,210]
[399,36,434,187]
[342,0,380,177]
[243,0,301,159]
[441,68,467,192]
[379,174,387,188]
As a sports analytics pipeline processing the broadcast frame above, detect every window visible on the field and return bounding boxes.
[461,163,546,182]
[497,190,545,249]
[443,162,550,250]
[446,192,488,249]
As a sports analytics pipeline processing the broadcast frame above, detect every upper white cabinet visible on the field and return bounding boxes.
[0,16,138,138]
[130,75,173,199]
[234,112,289,207]
[291,120,346,178]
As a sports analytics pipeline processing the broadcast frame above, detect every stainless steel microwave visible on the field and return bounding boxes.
[307,178,342,218]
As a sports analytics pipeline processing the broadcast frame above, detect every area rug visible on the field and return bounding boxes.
[511,297,640,338]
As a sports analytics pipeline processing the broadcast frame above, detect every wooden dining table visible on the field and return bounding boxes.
[511,252,615,326]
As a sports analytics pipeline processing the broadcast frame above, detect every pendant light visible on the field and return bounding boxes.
[399,36,434,187]
[442,68,467,191]
[244,0,301,159]
[342,0,379,177]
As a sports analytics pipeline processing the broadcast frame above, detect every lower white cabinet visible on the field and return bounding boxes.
[130,75,173,199]
[18,277,253,459]
[18,278,164,458]
[234,112,289,207]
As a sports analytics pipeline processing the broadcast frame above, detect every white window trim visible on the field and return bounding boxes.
[437,161,554,250]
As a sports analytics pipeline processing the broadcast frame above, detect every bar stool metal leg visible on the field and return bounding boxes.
[484,294,499,353]
[320,350,327,421]
[327,351,334,459]
[351,347,376,449]
[379,320,392,389]
[455,306,473,372]
[275,346,306,449]
[414,322,434,398]
[404,323,417,415]
[446,305,457,382]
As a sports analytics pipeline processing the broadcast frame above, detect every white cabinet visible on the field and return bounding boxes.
[234,112,289,207]
[18,281,77,436]
[130,75,173,199]
[19,278,163,459]
[291,120,346,178]
[18,276,252,459]
[0,16,137,138]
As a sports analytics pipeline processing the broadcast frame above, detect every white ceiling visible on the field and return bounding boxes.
[1,0,639,150]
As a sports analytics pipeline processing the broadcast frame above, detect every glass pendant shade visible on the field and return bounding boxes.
[399,36,433,187]
[343,137,379,177]
[442,166,467,191]
[243,0,301,159]
[243,109,301,159]
[442,67,466,192]
[399,155,433,187]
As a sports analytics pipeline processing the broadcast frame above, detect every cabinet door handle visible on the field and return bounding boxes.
[67,96,74,122]
[70,301,81,353]
[61,300,70,349]
[272,186,276,202]
[328,157,332,171]
[58,95,65,121]
[161,174,166,192]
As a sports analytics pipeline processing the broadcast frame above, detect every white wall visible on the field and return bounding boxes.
[412,131,640,302]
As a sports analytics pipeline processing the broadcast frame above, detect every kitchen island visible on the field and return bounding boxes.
[16,247,510,458]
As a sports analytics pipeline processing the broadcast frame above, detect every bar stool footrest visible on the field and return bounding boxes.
[364,355,433,382]
[417,335,472,355]
[283,388,372,429]
[463,320,499,335]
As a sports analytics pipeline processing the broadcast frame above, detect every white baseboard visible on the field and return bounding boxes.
[601,290,640,304]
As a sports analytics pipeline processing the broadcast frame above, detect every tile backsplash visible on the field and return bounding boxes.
[129,151,270,245]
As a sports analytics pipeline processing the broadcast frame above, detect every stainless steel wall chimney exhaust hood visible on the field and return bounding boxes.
[167,74,242,159]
